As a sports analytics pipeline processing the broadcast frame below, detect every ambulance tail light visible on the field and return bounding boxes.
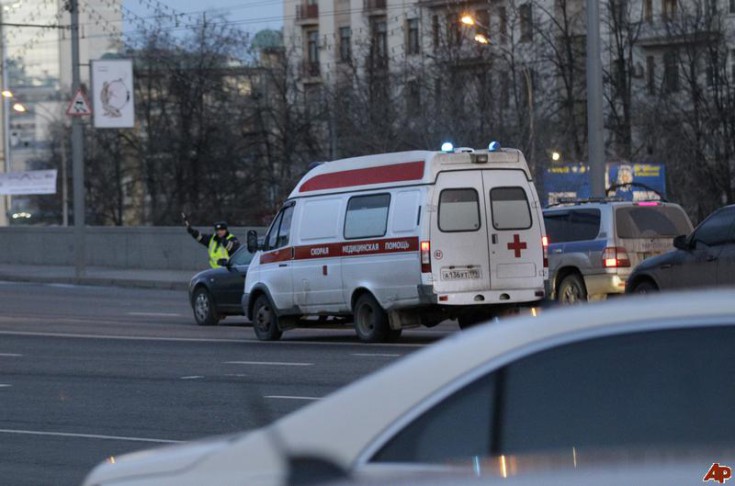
[542,235,549,268]
[602,247,630,268]
[420,240,432,273]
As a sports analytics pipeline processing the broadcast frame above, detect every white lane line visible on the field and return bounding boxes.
[225,361,314,366]
[0,384,11,388]
[0,330,426,348]
[0,428,182,444]
[351,353,401,358]
[180,376,204,380]
[264,395,320,401]
[127,312,182,317]
[0,353,22,357]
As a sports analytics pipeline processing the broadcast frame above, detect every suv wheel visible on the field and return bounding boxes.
[557,274,587,304]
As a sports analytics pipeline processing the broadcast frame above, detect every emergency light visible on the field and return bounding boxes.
[488,141,501,151]
[441,142,454,152]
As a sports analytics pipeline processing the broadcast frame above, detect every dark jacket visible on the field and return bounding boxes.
[188,227,241,255]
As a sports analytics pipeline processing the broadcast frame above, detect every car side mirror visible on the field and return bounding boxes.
[247,230,260,253]
[673,234,690,250]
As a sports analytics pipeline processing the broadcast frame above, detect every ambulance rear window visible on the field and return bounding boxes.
[439,188,481,232]
[491,187,532,230]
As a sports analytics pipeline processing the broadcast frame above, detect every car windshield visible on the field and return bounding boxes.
[229,247,254,266]
[615,206,692,238]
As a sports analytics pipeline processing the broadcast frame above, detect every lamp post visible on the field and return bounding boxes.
[459,15,535,173]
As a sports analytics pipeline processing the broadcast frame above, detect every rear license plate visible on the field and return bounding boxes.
[441,268,481,280]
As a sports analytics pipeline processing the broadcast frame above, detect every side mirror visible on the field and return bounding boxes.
[673,234,690,250]
[247,230,260,253]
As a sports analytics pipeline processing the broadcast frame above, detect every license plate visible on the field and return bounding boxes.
[441,268,481,280]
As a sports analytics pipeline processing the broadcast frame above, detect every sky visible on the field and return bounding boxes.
[123,0,284,37]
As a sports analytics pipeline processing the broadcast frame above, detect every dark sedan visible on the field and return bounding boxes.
[627,204,735,292]
[188,246,253,325]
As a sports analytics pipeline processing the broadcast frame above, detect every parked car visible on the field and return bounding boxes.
[188,246,253,326]
[83,290,735,486]
[627,204,735,293]
[543,200,692,303]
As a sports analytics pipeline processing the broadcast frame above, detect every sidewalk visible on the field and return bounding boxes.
[0,263,198,291]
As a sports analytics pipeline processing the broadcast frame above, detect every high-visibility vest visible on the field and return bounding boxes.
[208,234,235,268]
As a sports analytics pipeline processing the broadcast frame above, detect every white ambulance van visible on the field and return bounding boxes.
[243,144,548,342]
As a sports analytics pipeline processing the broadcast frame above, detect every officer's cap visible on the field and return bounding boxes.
[214,221,228,230]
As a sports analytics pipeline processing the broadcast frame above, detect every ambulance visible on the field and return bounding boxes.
[243,143,548,342]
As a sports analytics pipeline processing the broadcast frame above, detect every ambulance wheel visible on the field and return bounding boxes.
[192,288,219,326]
[253,295,283,341]
[557,274,587,304]
[354,294,390,343]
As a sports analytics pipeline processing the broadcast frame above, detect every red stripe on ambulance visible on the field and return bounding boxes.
[265,237,419,263]
[299,161,425,192]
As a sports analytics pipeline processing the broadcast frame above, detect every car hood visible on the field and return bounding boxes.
[82,430,287,486]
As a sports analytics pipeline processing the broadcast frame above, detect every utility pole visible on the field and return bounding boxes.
[0,9,9,227]
[586,0,605,198]
[70,0,85,277]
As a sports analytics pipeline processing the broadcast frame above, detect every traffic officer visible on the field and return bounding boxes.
[183,213,240,268]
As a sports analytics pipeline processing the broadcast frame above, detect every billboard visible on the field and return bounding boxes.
[91,59,135,128]
[0,170,57,195]
[543,163,666,206]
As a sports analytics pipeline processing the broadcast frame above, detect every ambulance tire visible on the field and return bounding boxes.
[354,294,390,343]
[252,295,283,341]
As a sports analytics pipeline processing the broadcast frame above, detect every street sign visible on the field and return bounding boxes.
[66,89,92,116]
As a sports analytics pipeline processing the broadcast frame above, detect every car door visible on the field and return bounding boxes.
[714,207,735,286]
[217,248,253,311]
[259,203,296,311]
[665,208,733,289]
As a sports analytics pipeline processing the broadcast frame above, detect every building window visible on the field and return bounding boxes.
[731,50,735,81]
[646,55,656,95]
[475,9,489,36]
[432,15,440,50]
[500,71,510,109]
[663,51,679,93]
[407,80,420,115]
[706,0,718,15]
[520,4,533,42]
[707,51,721,87]
[307,30,319,64]
[730,0,735,14]
[644,0,653,21]
[407,18,420,55]
[339,26,351,63]
[663,0,677,19]
[446,14,461,46]
[371,18,388,65]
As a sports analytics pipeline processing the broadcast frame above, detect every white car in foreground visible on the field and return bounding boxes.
[83,291,735,486]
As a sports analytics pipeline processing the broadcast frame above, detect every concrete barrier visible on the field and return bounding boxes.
[0,226,265,271]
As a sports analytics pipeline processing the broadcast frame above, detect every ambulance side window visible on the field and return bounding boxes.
[265,205,294,250]
[490,187,532,230]
[345,194,391,239]
[265,212,284,250]
[438,188,481,232]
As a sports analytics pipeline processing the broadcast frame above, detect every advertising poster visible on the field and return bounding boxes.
[0,170,57,195]
[91,59,135,128]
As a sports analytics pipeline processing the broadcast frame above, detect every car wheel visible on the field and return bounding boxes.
[353,294,389,343]
[633,280,658,293]
[252,295,283,341]
[557,274,587,304]
[192,288,219,326]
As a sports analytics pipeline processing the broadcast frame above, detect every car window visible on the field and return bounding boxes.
[490,187,531,230]
[438,188,481,232]
[344,194,390,239]
[692,207,735,247]
[371,372,496,463]
[229,247,254,266]
[500,326,735,454]
[371,326,735,465]
[615,206,692,239]
[543,209,600,243]
[275,205,294,248]
[265,211,283,250]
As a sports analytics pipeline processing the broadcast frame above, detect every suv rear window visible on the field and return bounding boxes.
[543,209,601,243]
[615,206,691,239]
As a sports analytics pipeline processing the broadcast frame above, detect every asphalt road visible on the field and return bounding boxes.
[0,281,454,486]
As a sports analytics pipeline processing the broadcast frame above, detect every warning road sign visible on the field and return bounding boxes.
[66,89,92,116]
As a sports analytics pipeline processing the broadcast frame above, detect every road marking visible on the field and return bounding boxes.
[351,353,401,357]
[0,428,182,444]
[0,353,22,357]
[0,384,11,388]
[225,361,314,366]
[264,395,320,401]
[127,312,182,317]
[180,376,204,380]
